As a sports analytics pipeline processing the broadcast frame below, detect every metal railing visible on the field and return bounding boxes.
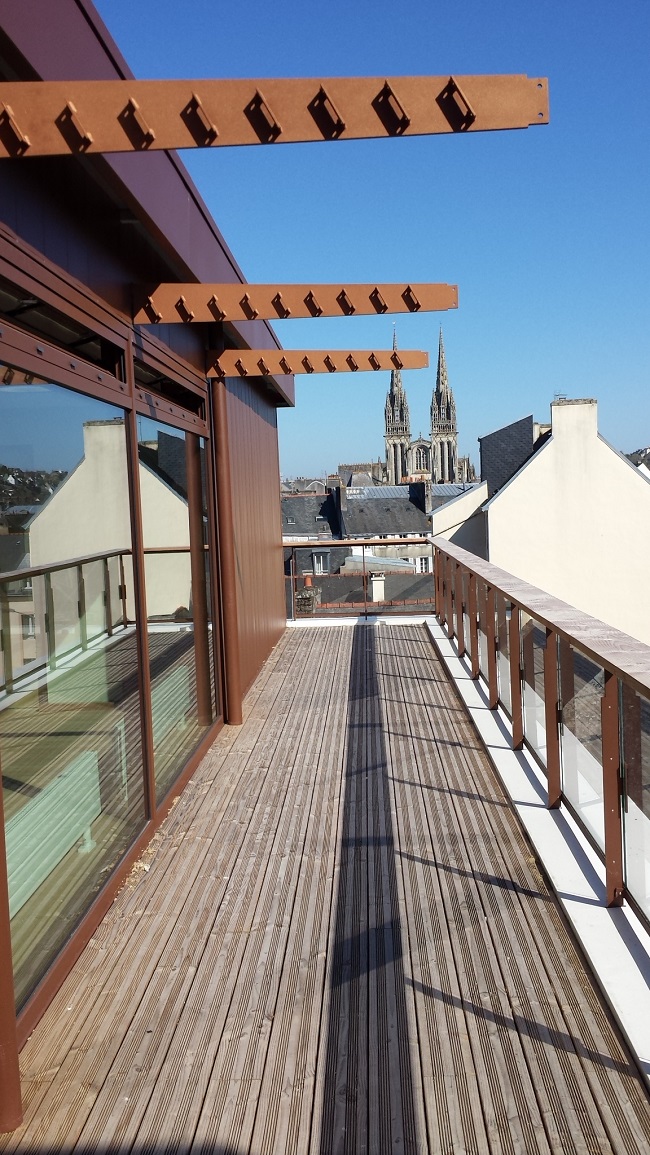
[0,550,130,695]
[283,537,436,620]
[432,535,650,926]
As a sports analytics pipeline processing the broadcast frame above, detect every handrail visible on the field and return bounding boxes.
[430,534,650,918]
[0,548,131,586]
[430,535,650,701]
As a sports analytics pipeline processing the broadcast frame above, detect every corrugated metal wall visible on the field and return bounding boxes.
[227,377,286,694]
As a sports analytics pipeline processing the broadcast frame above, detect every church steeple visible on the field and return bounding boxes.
[384,330,411,483]
[430,328,458,482]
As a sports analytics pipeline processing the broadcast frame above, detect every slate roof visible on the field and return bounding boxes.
[479,416,535,499]
[281,493,341,537]
[342,495,429,538]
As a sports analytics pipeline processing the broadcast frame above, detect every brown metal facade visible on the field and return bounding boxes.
[0,0,290,1130]
[226,376,286,696]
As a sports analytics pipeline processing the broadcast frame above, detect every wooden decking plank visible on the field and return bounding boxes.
[394,629,599,1154]
[191,629,346,1153]
[7,627,318,1146]
[3,623,650,1155]
[377,628,493,1155]
[81,624,336,1151]
[250,628,352,1155]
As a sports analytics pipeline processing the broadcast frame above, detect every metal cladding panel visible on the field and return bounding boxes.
[226,377,286,694]
[0,0,291,401]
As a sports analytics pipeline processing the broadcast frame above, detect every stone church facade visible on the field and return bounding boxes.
[384,329,474,484]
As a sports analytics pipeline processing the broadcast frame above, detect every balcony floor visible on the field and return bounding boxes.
[4,623,650,1154]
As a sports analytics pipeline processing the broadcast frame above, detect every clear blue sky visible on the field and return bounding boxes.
[94,0,650,478]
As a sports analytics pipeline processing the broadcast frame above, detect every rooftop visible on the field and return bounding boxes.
[4,622,650,1154]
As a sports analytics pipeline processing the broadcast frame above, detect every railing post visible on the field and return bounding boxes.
[486,585,498,708]
[103,557,113,637]
[0,585,14,694]
[434,546,442,620]
[509,606,524,749]
[0,766,23,1132]
[455,563,465,658]
[543,628,561,808]
[43,571,56,670]
[289,549,296,621]
[445,553,454,640]
[468,574,479,679]
[362,544,368,620]
[77,564,88,651]
[601,670,624,907]
[119,553,128,626]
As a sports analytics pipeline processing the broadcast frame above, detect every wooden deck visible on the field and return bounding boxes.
[4,623,650,1154]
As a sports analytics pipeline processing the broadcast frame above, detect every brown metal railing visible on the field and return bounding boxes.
[283,536,435,620]
[432,535,650,925]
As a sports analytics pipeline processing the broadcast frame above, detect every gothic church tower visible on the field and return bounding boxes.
[384,333,411,484]
[430,329,458,482]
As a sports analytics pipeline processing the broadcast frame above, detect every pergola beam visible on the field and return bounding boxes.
[135,282,458,325]
[0,75,548,158]
[208,348,428,378]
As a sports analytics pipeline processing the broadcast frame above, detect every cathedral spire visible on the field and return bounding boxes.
[384,331,411,483]
[430,326,458,482]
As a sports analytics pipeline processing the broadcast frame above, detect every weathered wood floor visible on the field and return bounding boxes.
[4,623,650,1154]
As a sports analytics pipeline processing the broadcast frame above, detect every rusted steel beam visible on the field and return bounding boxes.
[208,348,428,378]
[135,281,458,325]
[0,75,549,158]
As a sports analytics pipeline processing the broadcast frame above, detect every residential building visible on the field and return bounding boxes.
[433,397,650,645]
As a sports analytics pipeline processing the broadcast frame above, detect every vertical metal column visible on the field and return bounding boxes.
[445,553,454,640]
[186,433,213,727]
[602,670,624,907]
[124,363,156,819]
[434,547,442,621]
[0,586,13,694]
[509,607,524,750]
[486,586,498,708]
[455,563,465,658]
[0,770,23,1131]
[544,628,561,808]
[468,574,479,679]
[211,378,243,726]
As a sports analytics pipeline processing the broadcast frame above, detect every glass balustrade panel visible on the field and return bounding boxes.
[0,368,145,1010]
[496,594,512,716]
[521,614,547,766]
[621,684,650,918]
[138,420,214,803]
[477,580,489,681]
[559,642,605,849]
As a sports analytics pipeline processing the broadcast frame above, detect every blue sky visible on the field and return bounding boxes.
[94,0,650,478]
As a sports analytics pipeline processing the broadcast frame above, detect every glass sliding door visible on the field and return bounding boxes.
[0,367,145,1009]
[137,417,214,802]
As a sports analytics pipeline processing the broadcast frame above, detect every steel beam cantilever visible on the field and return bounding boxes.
[135,282,458,325]
[0,75,548,158]
[208,348,428,378]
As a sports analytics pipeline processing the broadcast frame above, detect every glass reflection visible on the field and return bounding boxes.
[137,418,214,802]
[621,684,650,919]
[559,640,605,849]
[0,370,145,1009]
[521,614,547,765]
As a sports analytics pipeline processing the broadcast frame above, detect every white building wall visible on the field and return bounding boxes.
[486,399,650,645]
[432,482,488,558]
[29,421,191,621]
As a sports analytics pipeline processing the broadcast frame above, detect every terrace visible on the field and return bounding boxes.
[2,537,650,1153]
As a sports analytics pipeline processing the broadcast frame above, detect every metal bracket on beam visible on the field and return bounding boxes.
[0,75,549,158]
[207,348,429,378]
[134,282,458,324]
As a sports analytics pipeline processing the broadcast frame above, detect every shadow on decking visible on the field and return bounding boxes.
[319,624,417,1154]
